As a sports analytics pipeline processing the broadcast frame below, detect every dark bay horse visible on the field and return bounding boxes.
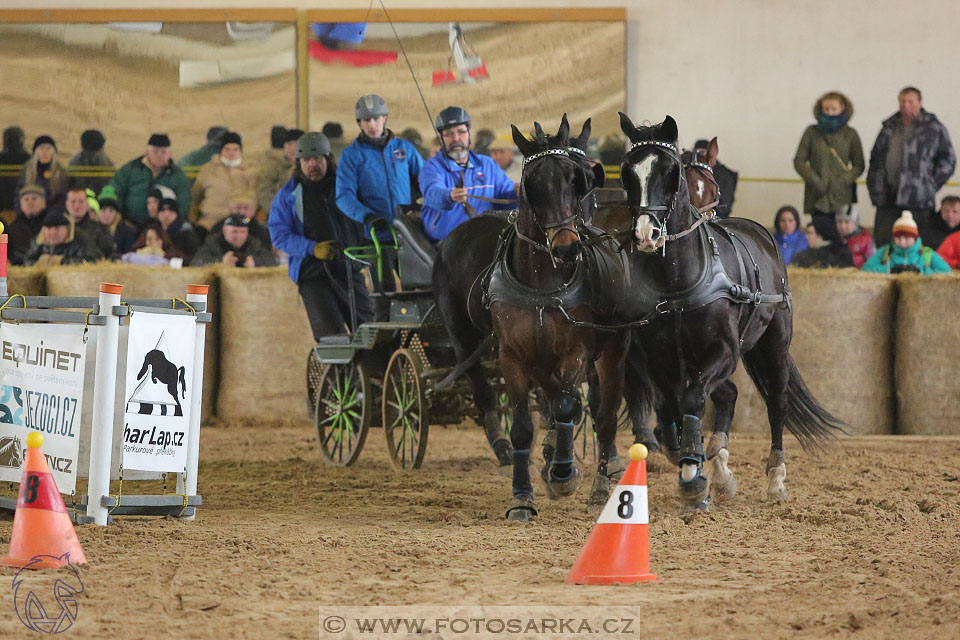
[616,114,846,510]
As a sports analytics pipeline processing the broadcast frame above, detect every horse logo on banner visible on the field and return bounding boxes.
[125,331,187,417]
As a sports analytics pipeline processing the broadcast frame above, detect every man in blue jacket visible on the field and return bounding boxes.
[269,132,373,341]
[336,94,423,297]
[418,106,517,242]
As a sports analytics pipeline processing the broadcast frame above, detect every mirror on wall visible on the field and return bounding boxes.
[306,20,626,157]
[0,21,297,174]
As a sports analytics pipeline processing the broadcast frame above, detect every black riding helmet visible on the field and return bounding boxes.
[435,106,471,132]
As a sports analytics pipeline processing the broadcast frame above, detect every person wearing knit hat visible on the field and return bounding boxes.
[108,133,191,226]
[24,209,85,266]
[96,186,138,259]
[15,134,68,215]
[861,210,952,274]
[189,129,259,232]
[8,184,48,264]
[155,196,200,262]
[146,184,177,220]
[835,203,874,268]
[69,129,114,194]
[258,129,303,212]
[191,201,276,269]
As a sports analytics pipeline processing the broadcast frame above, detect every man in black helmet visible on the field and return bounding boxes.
[418,106,516,242]
[336,94,423,299]
[269,132,374,340]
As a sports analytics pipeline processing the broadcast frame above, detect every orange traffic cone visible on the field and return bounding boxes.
[1,432,86,570]
[566,443,656,584]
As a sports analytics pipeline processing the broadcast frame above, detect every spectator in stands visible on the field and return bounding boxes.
[398,128,428,160]
[9,185,48,265]
[155,198,200,263]
[793,92,864,242]
[0,126,30,214]
[16,135,68,215]
[68,129,113,194]
[122,221,176,266]
[96,186,137,258]
[792,222,854,268]
[109,133,191,227]
[25,211,85,266]
[258,125,288,168]
[693,138,738,218]
[269,131,373,340]
[835,204,874,268]
[337,94,424,298]
[773,205,808,265]
[189,131,259,233]
[428,136,441,159]
[322,122,347,158]
[862,211,951,274]
[146,185,177,223]
[209,191,271,248]
[473,128,495,156]
[178,126,229,171]
[418,106,515,243]
[867,87,956,248]
[920,195,960,250]
[488,134,522,182]
[63,183,112,261]
[258,128,302,214]
[192,213,275,268]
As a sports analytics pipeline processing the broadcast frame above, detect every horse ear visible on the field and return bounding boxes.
[706,136,719,166]
[619,112,642,143]
[511,124,535,157]
[557,113,570,146]
[534,121,545,139]
[576,118,592,146]
[661,116,679,143]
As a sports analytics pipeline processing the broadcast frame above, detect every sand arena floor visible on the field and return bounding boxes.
[1,422,959,639]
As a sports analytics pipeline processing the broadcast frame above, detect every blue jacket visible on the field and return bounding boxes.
[774,230,809,265]
[860,240,952,274]
[336,135,423,242]
[419,151,516,242]
[269,174,364,284]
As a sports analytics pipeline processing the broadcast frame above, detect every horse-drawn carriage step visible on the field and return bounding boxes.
[317,334,351,345]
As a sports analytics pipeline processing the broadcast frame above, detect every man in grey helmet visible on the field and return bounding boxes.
[336,94,423,303]
[269,131,374,340]
[418,105,516,242]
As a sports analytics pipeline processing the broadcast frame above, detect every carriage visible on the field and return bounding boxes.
[305,207,598,469]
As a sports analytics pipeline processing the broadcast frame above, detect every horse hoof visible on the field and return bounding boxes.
[605,457,626,482]
[709,448,737,502]
[765,459,788,503]
[493,439,514,468]
[678,467,710,505]
[506,495,538,522]
[645,451,673,473]
[765,487,789,503]
[681,496,711,515]
[543,464,581,500]
[588,474,611,511]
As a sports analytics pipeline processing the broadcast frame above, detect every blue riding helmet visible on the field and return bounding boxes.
[435,106,471,132]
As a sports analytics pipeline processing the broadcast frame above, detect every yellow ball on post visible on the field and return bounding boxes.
[25,432,43,449]
[0,220,5,234]
[628,443,648,461]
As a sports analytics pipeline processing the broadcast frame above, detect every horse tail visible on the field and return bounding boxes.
[742,354,848,453]
[178,366,186,397]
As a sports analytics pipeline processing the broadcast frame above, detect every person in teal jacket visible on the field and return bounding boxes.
[861,210,951,274]
[108,134,191,227]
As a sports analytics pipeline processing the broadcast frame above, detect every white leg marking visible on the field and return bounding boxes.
[765,462,788,502]
[710,448,737,501]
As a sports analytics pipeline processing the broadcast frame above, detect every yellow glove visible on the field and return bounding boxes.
[313,240,340,260]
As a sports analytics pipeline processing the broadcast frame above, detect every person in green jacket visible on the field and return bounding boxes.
[108,133,191,227]
[177,126,228,174]
[861,210,951,274]
[793,91,865,245]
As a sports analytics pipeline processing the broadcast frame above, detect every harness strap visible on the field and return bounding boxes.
[434,333,497,391]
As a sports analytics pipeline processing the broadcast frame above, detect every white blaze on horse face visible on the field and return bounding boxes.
[635,155,657,208]
[696,178,705,201]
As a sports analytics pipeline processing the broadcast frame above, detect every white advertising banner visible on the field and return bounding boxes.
[0,323,86,494]
[122,312,195,472]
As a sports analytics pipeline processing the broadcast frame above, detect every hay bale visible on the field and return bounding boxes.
[45,264,219,421]
[705,268,895,437]
[216,267,314,423]
[6,266,46,296]
[895,274,960,434]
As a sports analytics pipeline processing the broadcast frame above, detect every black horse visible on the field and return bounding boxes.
[137,349,187,416]
[615,114,846,510]
[432,116,609,475]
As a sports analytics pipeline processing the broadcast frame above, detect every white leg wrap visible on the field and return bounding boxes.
[765,462,788,502]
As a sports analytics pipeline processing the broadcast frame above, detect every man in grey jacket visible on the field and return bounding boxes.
[867,87,956,247]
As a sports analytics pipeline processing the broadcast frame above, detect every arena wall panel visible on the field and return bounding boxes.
[894,275,960,435]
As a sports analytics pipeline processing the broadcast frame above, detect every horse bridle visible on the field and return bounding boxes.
[514,147,589,260]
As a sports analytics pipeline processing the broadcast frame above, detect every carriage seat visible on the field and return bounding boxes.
[392,205,436,290]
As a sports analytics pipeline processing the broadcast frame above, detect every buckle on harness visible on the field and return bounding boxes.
[753,290,763,306]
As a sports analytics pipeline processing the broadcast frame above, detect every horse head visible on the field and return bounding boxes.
[618,113,693,253]
[682,137,721,217]
[511,114,595,264]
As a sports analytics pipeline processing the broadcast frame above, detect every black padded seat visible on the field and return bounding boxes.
[392,208,436,290]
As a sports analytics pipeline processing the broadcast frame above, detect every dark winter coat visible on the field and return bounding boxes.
[867,109,956,210]
[73,214,115,261]
[0,132,30,211]
[190,232,276,267]
[794,124,865,214]
[919,211,960,250]
[7,211,46,265]
[68,149,114,194]
[108,157,191,227]
[791,241,854,269]
[713,162,738,218]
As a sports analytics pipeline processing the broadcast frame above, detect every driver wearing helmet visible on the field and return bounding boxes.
[336,94,424,295]
[418,106,517,242]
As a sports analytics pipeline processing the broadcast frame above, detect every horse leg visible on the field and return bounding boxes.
[678,382,710,511]
[466,362,513,471]
[500,353,538,522]
[542,376,584,501]
[653,405,681,467]
[742,343,790,503]
[589,334,629,510]
[707,379,738,502]
[626,339,659,454]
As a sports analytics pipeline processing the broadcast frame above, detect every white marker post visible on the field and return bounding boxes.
[86,282,123,526]
[176,284,208,520]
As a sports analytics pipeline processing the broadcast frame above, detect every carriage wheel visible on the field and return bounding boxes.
[306,349,326,422]
[382,349,429,469]
[314,361,371,467]
[573,382,597,463]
